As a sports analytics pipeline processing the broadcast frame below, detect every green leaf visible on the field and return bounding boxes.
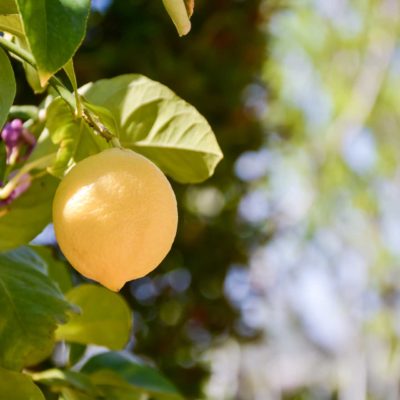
[89,370,142,400]
[81,352,184,400]
[0,13,24,36]
[0,174,58,251]
[29,124,58,163]
[68,343,87,366]
[59,388,94,400]
[60,390,92,400]
[0,247,71,370]
[0,47,16,130]
[0,367,45,400]
[0,1,17,15]
[31,246,72,293]
[15,0,90,85]
[9,105,39,121]
[80,74,223,183]
[32,369,98,396]
[64,59,84,118]
[56,285,132,350]
[46,98,110,178]
[16,36,47,93]
[64,59,78,93]
[162,0,191,36]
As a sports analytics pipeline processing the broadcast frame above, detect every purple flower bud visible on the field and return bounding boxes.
[10,119,23,130]
[0,173,31,207]
[1,119,36,164]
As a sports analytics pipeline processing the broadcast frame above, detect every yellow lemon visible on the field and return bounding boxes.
[52,148,178,291]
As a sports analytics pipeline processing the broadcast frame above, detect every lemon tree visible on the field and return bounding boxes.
[0,1,222,399]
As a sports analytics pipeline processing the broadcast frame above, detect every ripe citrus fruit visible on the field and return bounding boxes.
[52,148,178,291]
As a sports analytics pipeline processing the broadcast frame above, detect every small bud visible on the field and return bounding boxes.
[1,119,36,165]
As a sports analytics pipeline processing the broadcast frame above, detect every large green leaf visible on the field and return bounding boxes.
[162,0,191,36]
[15,0,90,85]
[46,97,110,178]
[0,247,71,370]
[81,352,184,400]
[0,47,16,130]
[0,367,45,400]
[56,285,132,350]
[80,74,223,183]
[0,1,17,15]
[0,174,58,251]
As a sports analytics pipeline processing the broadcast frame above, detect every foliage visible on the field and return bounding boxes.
[0,0,223,399]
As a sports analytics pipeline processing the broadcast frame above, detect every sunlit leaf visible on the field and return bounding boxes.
[56,284,132,350]
[0,14,23,36]
[81,74,223,183]
[162,0,191,36]
[46,98,110,178]
[0,367,45,400]
[15,0,90,85]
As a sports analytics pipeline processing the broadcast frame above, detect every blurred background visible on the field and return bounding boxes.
[18,0,400,398]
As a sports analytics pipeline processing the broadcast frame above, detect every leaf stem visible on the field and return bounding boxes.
[0,36,34,64]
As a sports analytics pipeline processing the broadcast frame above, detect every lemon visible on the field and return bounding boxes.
[52,148,178,291]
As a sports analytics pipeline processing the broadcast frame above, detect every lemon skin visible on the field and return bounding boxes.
[52,148,178,291]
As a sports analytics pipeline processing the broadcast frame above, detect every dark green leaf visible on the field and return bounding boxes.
[56,285,132,350]
[0,367,45,400]
[81,352,184,400]
[0,247,71,370]
[69,343,87,366]
[15,0,90,85]
[80,74,223,183]
[0,174,58,251]
[0,46,16,130]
